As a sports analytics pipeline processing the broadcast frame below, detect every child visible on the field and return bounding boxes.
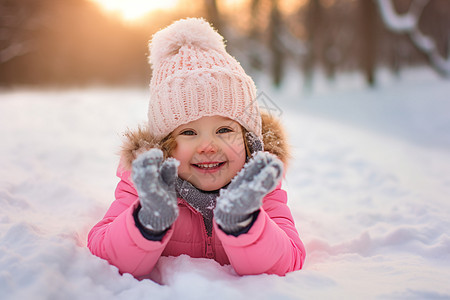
[87,18,305,278]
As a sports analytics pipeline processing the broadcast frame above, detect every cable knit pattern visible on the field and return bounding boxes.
[147,18,261,140]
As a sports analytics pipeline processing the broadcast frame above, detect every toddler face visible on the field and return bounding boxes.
[171,116,246,191]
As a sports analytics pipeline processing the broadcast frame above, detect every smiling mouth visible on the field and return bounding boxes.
[192,162,226,170]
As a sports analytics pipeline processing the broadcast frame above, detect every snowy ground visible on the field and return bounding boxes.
[1,68,450,299]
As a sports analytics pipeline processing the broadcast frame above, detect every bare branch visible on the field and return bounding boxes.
[376,0,427,32]
[0,41,31,64]
[375,0,450,76]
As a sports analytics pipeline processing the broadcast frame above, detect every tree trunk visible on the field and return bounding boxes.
[303,0,322,90]
[204,0,222,33]
[360,0,377,86]
[269,0,283,87]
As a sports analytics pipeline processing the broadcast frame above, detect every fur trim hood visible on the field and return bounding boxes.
[119,112,290,171]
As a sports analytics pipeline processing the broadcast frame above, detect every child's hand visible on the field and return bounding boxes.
[214,151,283,233]
[245,131,264,154]
[132,148,179,233]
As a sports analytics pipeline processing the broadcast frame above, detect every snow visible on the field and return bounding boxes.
[1,68,450,299]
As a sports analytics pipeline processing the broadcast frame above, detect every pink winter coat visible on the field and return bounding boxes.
[88,166,305,277]
[88,112,305,277]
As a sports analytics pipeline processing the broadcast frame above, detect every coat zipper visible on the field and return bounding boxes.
[200,211,214,259]
[202,216,214,259]
[179,199,214,259]
[206,236,214,259]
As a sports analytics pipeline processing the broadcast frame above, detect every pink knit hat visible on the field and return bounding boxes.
[147,18,261,140]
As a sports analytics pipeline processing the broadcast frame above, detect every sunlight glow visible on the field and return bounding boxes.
[91,0,179,21]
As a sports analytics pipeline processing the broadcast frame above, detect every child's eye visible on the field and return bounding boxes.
[180,129,196,136]
[217,127,233,134]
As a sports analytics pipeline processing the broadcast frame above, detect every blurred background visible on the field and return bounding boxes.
[0,0,449,88]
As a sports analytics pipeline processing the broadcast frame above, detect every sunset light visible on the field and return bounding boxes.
[90,0,179,21]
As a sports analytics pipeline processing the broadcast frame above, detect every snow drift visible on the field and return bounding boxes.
[1,68,449,299]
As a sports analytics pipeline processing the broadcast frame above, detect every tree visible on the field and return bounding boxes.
[204,0,223,33]
[268,0,283,87]
[375,0,450,76]
[359,0,378,86]
[0,0,149,86]
[303,0,323,89]
[0,0,42,64]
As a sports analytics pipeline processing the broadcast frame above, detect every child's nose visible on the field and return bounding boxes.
[197,137,218,154]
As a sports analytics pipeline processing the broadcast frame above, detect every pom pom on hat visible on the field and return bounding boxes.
[149,18,225,67]
[147,18,261,140]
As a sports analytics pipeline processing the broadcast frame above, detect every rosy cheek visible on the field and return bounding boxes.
[224,141,246,167]
[172,140,195,168]
[175,154,189,168]
[230,138,246,156]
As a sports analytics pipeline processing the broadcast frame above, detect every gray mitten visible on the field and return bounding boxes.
[245,131,264,155]
[132,148,179,233]
[214,151,283,233]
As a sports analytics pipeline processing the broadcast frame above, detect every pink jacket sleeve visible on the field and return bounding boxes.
[214,185,305,276]
[87,167,174,277]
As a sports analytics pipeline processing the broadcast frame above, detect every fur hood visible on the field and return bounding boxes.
[119,112,290,171]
